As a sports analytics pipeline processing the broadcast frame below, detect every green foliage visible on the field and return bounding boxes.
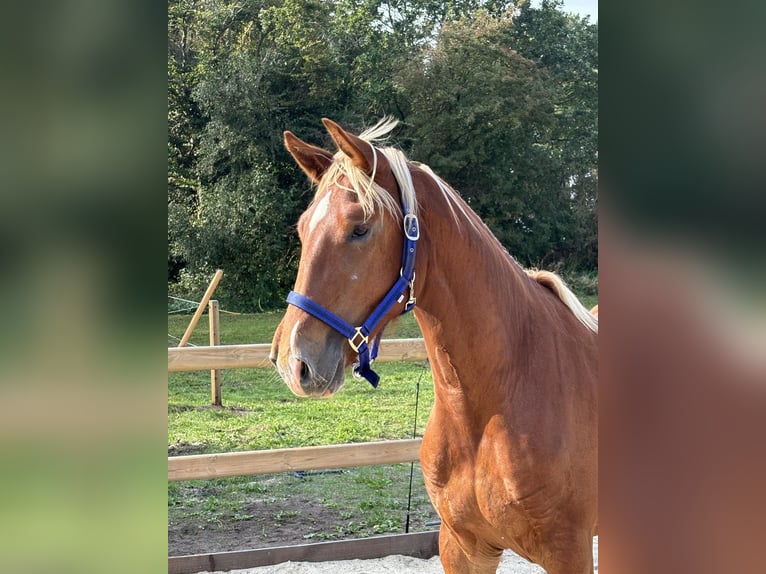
[511,0,598,268]
[398,4,597,269]
[168,0,598,311]
[398,10,558,265]
[562,269,599,299]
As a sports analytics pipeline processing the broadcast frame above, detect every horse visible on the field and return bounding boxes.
[270,118,598,573]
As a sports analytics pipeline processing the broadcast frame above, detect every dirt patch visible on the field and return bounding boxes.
[168,441,208,456]
[169,464,439,558]
[169,491,436,557]
[170,495,337,555]
[169,405,253,415]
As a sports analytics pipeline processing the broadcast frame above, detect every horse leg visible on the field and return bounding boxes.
[539,533,595,574]
[438,523,502,574]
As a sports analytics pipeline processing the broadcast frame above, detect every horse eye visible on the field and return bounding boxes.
[350,226,369,239]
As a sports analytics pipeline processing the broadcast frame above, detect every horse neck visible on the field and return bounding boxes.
[412,193,540,407]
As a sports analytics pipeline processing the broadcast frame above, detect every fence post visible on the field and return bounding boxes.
[209,299,222,406]
[178,269,223,347]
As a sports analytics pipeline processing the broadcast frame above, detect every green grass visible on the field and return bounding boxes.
[168,310,286,346]
[168,361,433,453]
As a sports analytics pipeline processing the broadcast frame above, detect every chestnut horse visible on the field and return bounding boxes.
[270,118,598,573]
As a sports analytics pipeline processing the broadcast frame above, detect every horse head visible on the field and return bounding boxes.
[270,118,413,397]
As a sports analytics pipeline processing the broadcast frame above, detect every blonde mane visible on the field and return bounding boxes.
[316,117,408,220]
[317,117,481,236]
[526,269,599,333]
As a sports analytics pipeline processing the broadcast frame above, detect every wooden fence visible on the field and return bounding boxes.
[169,531,439,574]
[168,337,428,372]
[169,438,423,481]
[168,336,429,482]
[168,334,435,572]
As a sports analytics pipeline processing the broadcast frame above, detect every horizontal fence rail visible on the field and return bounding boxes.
[168,338,428,372]
[168,438,423,481]
[169,531,440,574]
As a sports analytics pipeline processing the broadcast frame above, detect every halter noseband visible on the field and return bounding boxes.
[286,208,419,388]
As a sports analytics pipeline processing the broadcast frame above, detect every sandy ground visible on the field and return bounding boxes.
[204,537,597,574]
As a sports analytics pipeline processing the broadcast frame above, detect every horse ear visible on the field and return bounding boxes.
[284,131,334,183]
[322,118,375,174]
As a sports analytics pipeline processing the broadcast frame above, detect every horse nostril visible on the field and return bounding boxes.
[292,358,312,388]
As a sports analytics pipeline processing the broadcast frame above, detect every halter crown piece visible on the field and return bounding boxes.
[285,198,419,388]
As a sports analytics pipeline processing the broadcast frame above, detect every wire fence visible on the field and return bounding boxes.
[168,295,200,315]
[168,295,242,315]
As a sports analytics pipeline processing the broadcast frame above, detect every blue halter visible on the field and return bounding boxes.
[286,210,419,387]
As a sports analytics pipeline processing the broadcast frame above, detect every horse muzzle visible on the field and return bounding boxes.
[285,352,345,397]
[270,322,347,397]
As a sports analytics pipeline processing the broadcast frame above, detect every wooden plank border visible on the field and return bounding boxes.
[169,439,422,481]
[168,338,428,372]
[168,531,440,574]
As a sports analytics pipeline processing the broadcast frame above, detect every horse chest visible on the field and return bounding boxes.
[421,411,562,553]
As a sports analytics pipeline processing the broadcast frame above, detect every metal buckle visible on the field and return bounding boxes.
[403,214,420,241]
[348,328,368,352]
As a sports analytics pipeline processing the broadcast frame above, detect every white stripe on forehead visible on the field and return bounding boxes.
[308,191,332,235]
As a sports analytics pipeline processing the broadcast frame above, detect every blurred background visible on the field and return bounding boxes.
[0,0,763,572]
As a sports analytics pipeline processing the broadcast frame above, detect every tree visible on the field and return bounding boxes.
[168,0,207,281]
[398,9,585,267]
[510,0,598,267]
[167,0,598,310]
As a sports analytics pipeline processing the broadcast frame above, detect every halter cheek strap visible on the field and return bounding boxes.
[286,211,419,387]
